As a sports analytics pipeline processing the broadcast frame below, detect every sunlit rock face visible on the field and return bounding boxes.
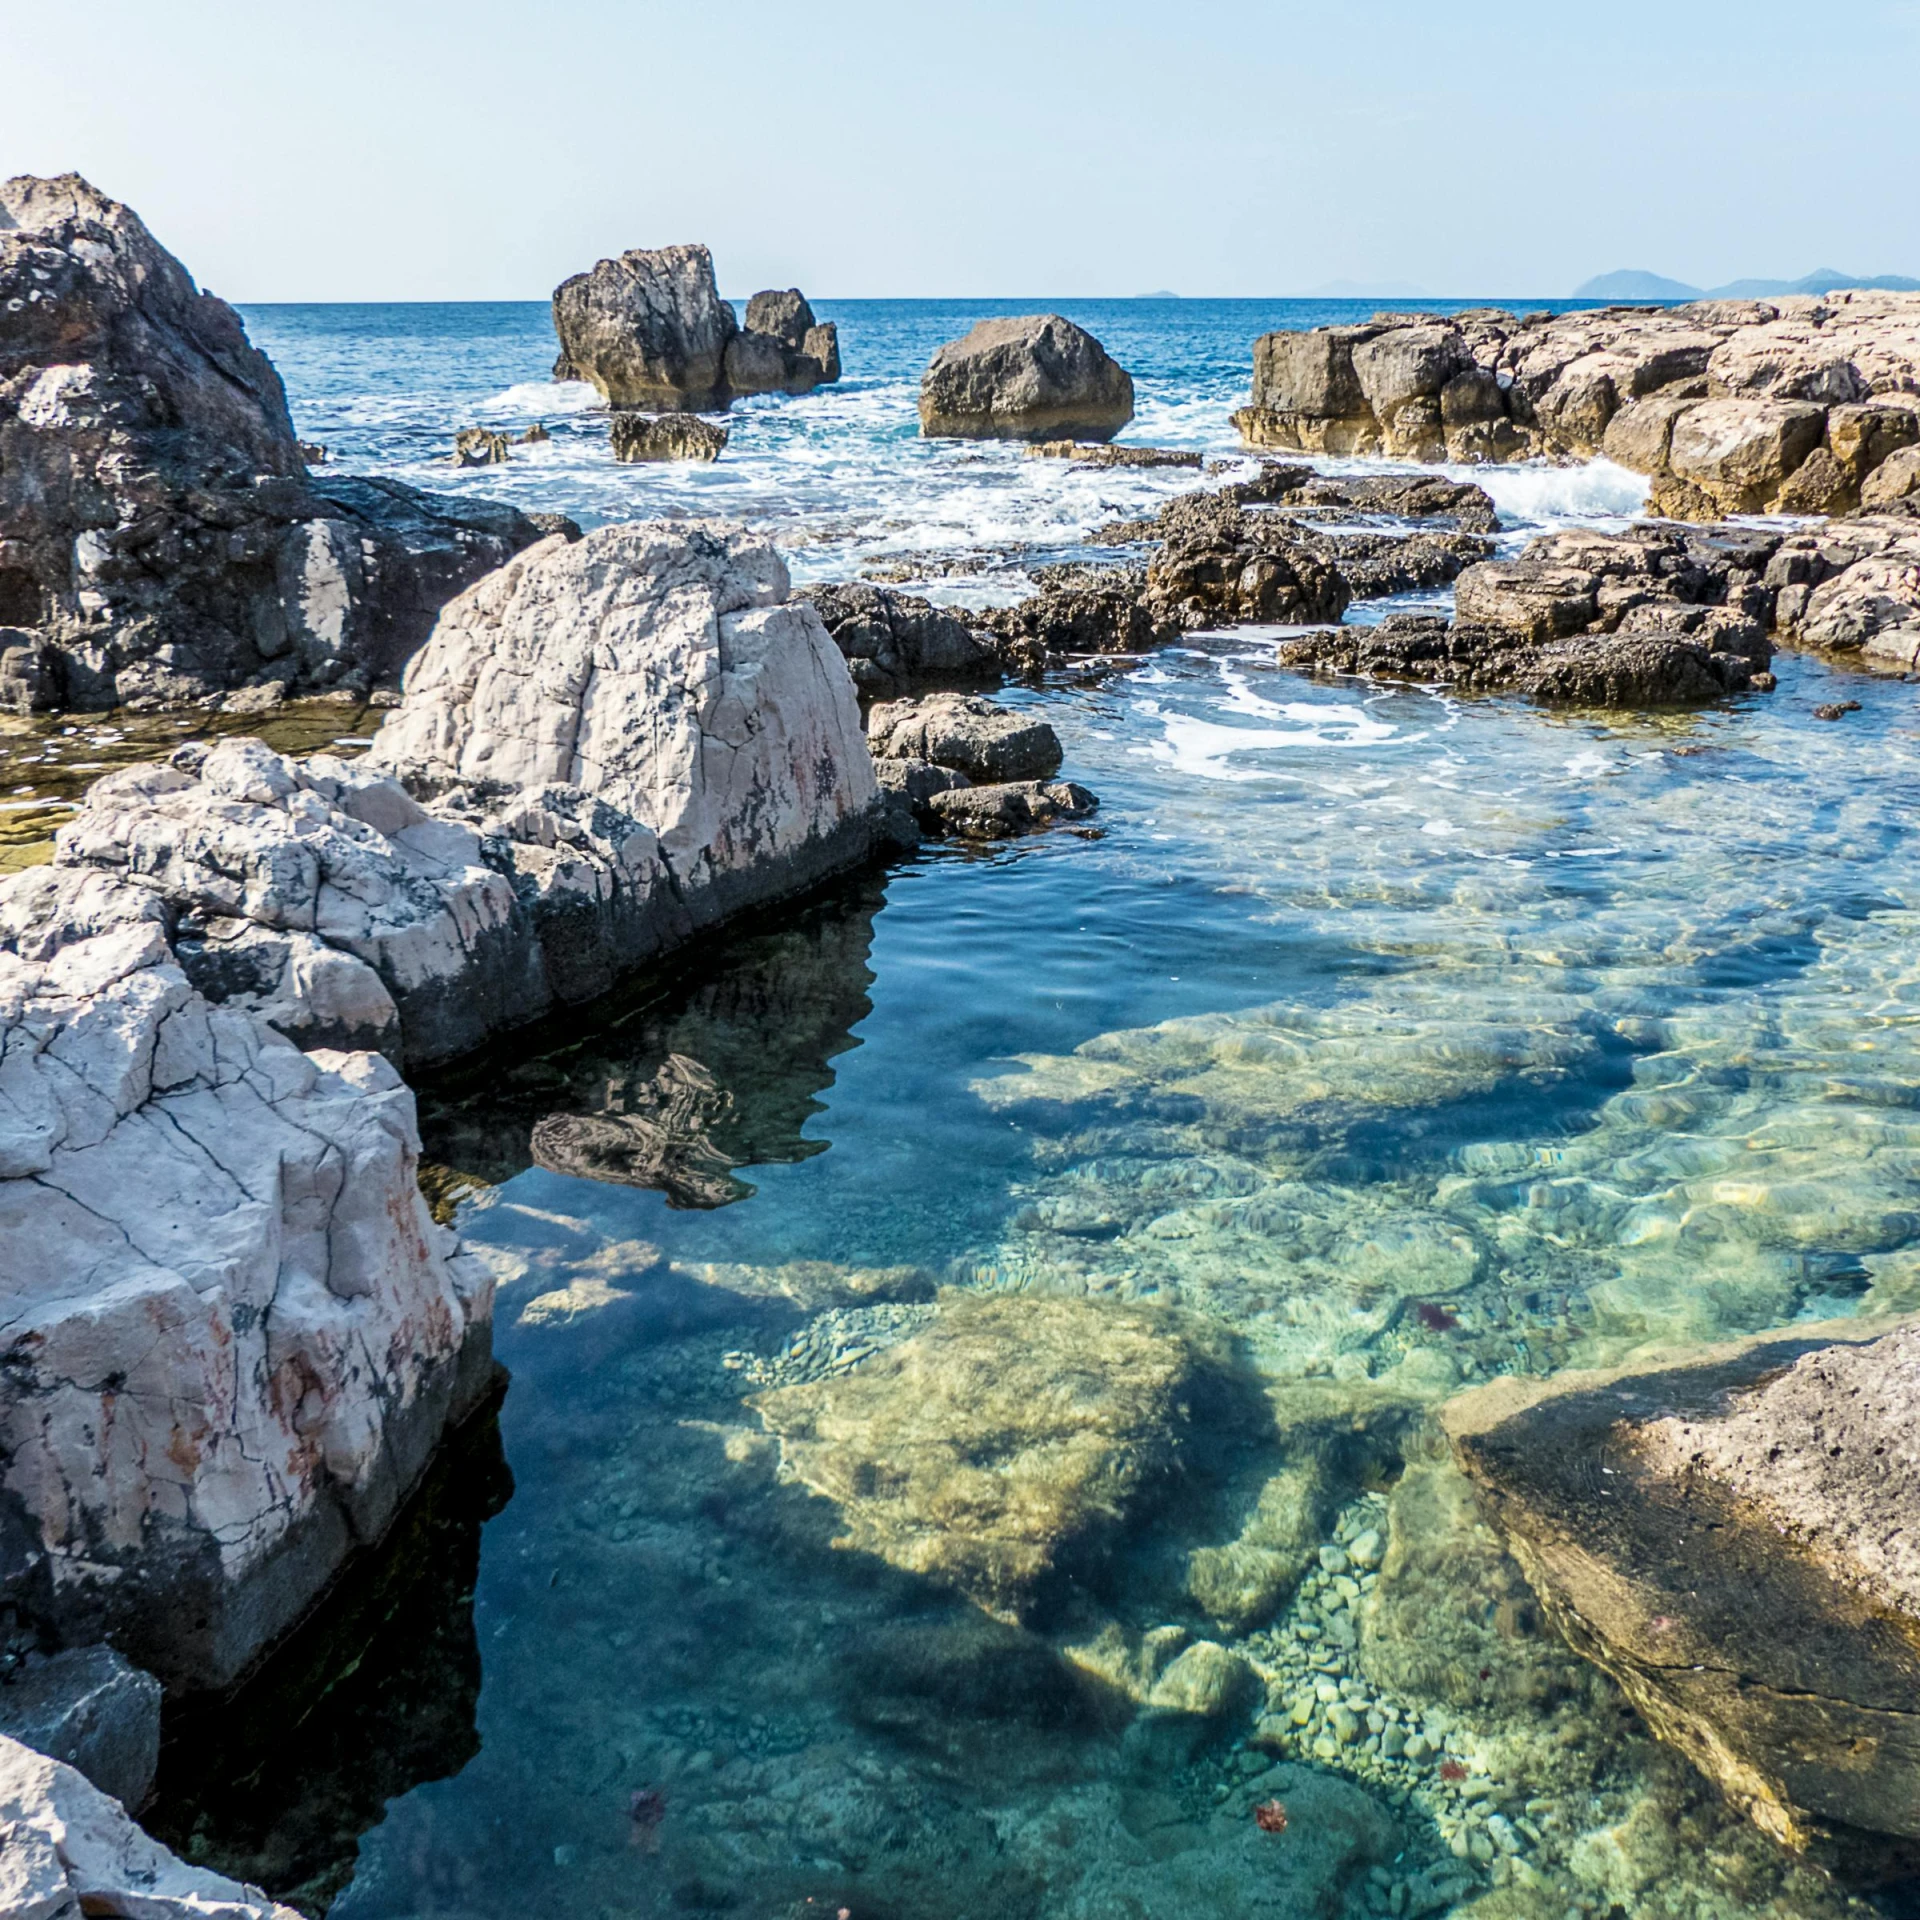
[0,864,495,1691]
[1449,1320,1920,1851]
[1234,294,1920,516]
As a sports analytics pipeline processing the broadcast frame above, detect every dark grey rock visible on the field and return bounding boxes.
[608,412,729,462]
[550,241,736,410]
[919,314,1134,442]
[800,582,1001,697]
[926,778,1099,839]
[0,1646,162,1810]
[868,692,1064,783]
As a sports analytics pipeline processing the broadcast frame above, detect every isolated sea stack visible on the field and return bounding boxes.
[919,314,1135,441]
[551,246,839,407]
[1232,295,1920,517]
[0,172,548,711]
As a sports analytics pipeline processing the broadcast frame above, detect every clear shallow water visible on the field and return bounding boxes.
[155,303,1918,1920]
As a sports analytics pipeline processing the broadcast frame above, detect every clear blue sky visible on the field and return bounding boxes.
[7,0,1916,301]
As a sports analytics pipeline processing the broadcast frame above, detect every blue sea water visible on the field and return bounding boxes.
[151,301,1917,1920]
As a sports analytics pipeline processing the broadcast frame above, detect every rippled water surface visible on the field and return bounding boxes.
[148,302,1917,1920]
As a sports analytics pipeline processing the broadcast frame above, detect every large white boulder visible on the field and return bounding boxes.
[0,1732,299,1919]
[367,520,881,926]
[0,864,495,1689]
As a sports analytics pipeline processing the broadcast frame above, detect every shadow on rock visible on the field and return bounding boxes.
[419,874,883,1209]
[142,1402,514,1916]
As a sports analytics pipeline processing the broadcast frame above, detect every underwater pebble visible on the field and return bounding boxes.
[1348,1527,1384,1568]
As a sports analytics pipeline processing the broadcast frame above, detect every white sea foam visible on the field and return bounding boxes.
[1469,456,1651,528]
[480,379,602,416]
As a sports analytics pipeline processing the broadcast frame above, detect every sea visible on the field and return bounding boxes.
[141,299,1919,1920]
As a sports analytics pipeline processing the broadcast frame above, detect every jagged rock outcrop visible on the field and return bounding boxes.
[1233,295,1920,517]
[608,412,728,462]
[1027,442,1201,469]
[1765,512,1920,665]
[47,524,886,1069]
[550,242,736,410]
[451,427,508,466]
[0,863,496,1690]
[799,581,1002,697]
[1278,522,1778,701]
[551,250,841,410]
[1446,1320,1920,1850]
[0,1733,301,1918]
[919,315,1135,442]
[725,288,841,397]
[0,173,547,711]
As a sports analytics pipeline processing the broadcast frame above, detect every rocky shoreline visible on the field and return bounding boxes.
[7,167,1920,1916]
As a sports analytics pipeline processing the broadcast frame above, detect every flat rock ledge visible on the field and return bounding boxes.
[0,173,548,712]
[1445,1317,1920,1852]
[1232,295,1920,518]
[0,1732,300,1919]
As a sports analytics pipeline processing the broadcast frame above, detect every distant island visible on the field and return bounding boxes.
[1576,266,1920,300]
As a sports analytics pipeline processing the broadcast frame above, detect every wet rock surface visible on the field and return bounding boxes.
[919,314,1135,442]
[0,1646,161,1811]
[868,691,1065,784]
[799,581,1003,697]
[608,411,728,462]
[0,174,546,710]
[1447,1319,1920,1851]
[1279,522,1780,702]
[1233,295,1920,517]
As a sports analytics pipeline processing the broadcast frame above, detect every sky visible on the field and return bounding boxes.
[6,0,1918,302]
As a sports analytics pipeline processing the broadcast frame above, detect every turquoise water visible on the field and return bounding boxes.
[158,302,1917,1919]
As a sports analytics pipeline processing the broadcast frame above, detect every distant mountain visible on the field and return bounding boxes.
[1134,290,1181,300]
[1577,267,1920,301]
[1574,269,1703,300]
[1309,279,1430,299]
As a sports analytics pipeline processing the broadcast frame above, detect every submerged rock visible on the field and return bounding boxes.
[0,1734,301,1919]
[0,864,496,1690]
[919,314,1135,442]
[1232,295,1920,516]
[1026,441,1201,469]
[1447,1319,1920,1849]
[751,1290,1232,1619]
[0,173,547,710]
[608,411,728,462]
[926,778,1100,840]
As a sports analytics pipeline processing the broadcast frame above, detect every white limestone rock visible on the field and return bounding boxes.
[0,865,495,1688]
[367,519,881,927]
[0,1732,300,1919]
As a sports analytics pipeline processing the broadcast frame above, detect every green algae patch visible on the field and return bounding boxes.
[750,1289,1233,1621]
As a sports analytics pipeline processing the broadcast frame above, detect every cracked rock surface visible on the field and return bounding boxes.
[0,863,495,1689]
[1445,1319,1920,1849]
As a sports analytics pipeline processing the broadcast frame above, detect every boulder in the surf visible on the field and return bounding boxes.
[918,313,1135,442]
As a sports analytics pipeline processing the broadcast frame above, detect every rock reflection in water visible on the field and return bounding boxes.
[419,876,882,1208]
[144,1404,512,1916]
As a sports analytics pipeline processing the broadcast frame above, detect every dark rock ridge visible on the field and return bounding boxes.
[0,173,547,712]
[1026,441,1201,469]
[799,581,1004,697]
[919,315,1135,442]
[865,691,1097,839]
[609,412,729,462]
[1232,295,1920,518]
[1445,1319,1920,1851]
[1278,522,1780,702]
[551,245,839,409]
